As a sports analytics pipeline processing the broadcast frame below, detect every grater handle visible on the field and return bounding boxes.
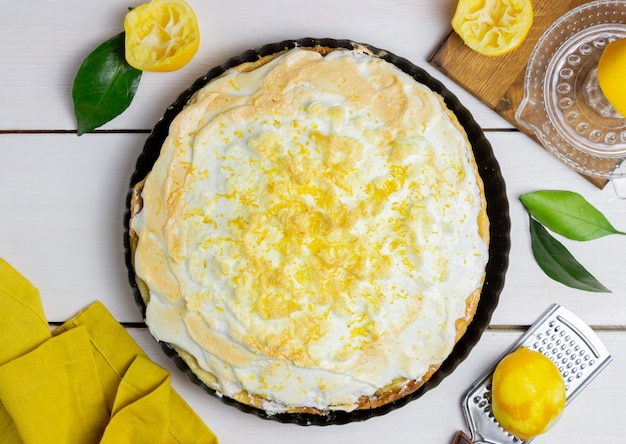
[451,430,474,444]
[451,430,492,444]
[460,303,612,444]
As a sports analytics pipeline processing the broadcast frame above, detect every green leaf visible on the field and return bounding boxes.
[529,217,611,293]
[72,32,142,135]
[520,190,625,241]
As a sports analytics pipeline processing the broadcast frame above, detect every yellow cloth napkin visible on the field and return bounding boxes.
[0,258,218,444]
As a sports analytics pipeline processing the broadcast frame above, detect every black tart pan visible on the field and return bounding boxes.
[123,37,511,426]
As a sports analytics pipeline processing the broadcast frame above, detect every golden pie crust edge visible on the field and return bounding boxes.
[128,45,489,414]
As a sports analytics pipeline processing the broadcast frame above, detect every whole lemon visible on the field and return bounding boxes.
[597,38,626,118]
[491,347,566,441]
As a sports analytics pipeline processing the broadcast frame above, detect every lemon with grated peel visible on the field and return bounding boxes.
[491,347,566,441]
[124,0,200,72]
[597,38,626,118]
[452,0,534,56]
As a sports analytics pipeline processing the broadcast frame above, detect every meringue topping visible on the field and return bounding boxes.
[131,47,488,412]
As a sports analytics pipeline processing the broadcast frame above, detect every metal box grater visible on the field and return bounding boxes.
[461,303,612,444]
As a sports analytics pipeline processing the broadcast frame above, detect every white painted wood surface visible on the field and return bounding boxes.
[1,1,624,443]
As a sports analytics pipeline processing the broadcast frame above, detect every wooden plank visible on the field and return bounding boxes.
[2,132,625,326]
[0,133,146,323]
[130,328,626,444]
[429,0,612,189]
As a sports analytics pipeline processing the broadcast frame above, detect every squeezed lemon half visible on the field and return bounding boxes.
[124,0,200,72]
[452,0,534,56]
[597,38,626,118]
[491,347,566,441]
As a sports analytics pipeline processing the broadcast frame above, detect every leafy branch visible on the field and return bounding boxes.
[72,32,142,135]
[520,190,624,293]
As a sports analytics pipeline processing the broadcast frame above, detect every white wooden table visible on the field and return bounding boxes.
[1,1,625,443]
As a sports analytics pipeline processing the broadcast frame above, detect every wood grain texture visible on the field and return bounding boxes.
[130,328,626,444]
[1,1,625,442]
[428,0,612,188]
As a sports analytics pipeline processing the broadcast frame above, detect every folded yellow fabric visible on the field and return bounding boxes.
[100,355,171,442]
[0,327,109,443]
[0,259,51,443]
[0,258,218,444]
[0,259,50,367]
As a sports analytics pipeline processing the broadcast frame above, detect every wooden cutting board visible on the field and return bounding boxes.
[429,0,609,188]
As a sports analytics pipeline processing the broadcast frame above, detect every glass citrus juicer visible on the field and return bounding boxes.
[515,0,626,197]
